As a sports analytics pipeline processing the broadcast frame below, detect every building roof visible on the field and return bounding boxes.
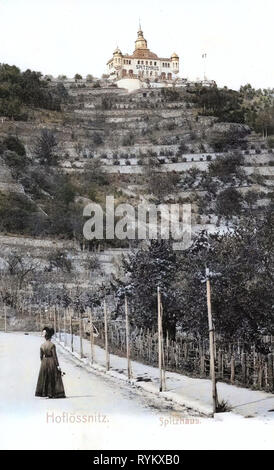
[131,48,159,59]
[107,27,178,66]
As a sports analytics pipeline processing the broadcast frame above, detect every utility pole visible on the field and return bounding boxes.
[206,267,219,414]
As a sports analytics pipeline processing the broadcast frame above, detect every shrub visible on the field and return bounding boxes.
[33,129,59,166]
[2,136,26,156]
[208,152,244,181]
[2,150,29,178]
[267,137,274,148]
[216,188,242,216]
[92,132,103,146]
[122,133,135,146]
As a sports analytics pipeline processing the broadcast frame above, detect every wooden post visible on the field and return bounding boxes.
[253,345,257,387]
[104,299,110,371]
[58,307,61,341]
[160,303,166,391]
[64,309,67,347]
[79,310,83,358]
[157,286,163,392]
[230,354,235,384]
[206,269,218,414]
[241,351,246,384]
[89,307,94,364]
[166,331,169,367]
[4,304,7,333]
[70,308,73,352]
[53,306,57,336]
[125,295,131,380]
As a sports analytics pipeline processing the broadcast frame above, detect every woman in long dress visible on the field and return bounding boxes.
[35,327,66,398]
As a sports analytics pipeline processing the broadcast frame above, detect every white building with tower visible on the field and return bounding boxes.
[107,25,179,90]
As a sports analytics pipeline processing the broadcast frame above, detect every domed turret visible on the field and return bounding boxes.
[135,28,148,50]
[171,52,179,74]
[113,46,122,56]
[113,46,122,69]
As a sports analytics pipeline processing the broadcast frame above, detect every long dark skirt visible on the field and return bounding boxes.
[35,357,66,398]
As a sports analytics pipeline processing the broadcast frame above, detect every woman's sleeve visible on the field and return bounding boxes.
[52,344,59,367]
[40,347,44,360]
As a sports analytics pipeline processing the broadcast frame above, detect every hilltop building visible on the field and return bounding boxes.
[107,26,179,88]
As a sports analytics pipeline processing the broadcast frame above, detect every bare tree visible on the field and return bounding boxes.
[6,254,38,290]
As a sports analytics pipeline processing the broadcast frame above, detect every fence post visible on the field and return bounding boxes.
[79,310,83,358]
[157,286,165,392]
[206,269,218,414]
[241,351,246,383]
[89,307,94,364]
[125,295,131,380]
[4,304,7,333]
[230,355,235,384]
[64,309,67,347]
[70,307,73,352]
[268,353,274,391]
[58,307,61,342]
[54,306,57,337]
[166,331,169,368]
[160,302,166,391]
[253,345,257,387]
[104,299,110,371]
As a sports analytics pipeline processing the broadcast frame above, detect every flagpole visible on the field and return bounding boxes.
[202,53,207,81]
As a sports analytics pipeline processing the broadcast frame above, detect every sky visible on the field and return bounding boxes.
[0,0,273,90]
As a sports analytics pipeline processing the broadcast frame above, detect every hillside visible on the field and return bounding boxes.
[0,69,273,335]
[0,75,273,236]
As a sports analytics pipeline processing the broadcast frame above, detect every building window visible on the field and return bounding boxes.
[168,63,170,67]
[138,60,140,64]
[154,62,157,66]
[129,60,131,64]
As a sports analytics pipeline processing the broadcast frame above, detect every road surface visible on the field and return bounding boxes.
[0,332,273,450]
